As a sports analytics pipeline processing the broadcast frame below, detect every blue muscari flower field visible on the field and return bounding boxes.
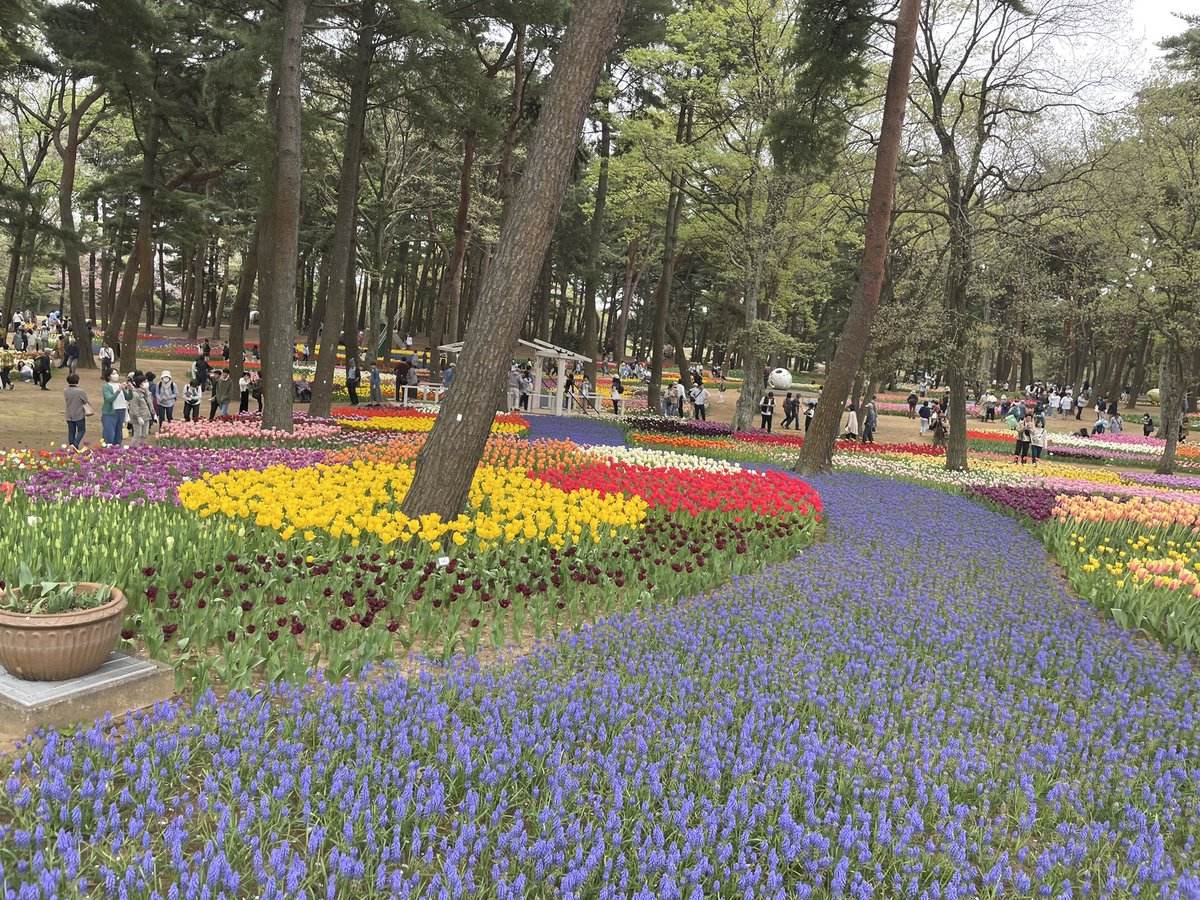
[2,422,1200,898]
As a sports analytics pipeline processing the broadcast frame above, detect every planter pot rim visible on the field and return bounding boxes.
[0,583,126,629]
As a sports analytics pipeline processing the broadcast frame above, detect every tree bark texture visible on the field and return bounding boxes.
[57,83,105,368]
[228,221,260,381]
[119,112,161,371]
[401,0,630,521]
[309,0,375,418]
[793,0,921,474]
[581,113,610,383]
[431,128,476,353]
[257,0,310,432]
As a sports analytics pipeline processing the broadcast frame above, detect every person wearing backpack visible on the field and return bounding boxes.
[156,371,178,424]
[691,383,709,421]
[1143,413,1154,437]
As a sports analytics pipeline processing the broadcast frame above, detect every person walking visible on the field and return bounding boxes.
[0,345,13,390]
[127,374,154,446]
[520,370,532,411]
[781,393,797,429]
[193,354,210,390]
[691,383,709,421]
[63,373,90,449]
[209,370,234,419]
[183,378,202,422]
[1075,390,1086,420]
[842,403,858,440]
[862,401,877,443]
[64,340,80,375]
[101,371,130,446]
[918,400,932,436]
[1143,413,1155,437]
[156,371,178,424]
[759,391,776,432]
[506,369,521,412]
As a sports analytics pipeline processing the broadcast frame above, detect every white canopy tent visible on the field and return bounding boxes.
[436,338,592,416]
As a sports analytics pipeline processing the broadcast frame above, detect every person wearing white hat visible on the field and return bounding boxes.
[156,371,178,424]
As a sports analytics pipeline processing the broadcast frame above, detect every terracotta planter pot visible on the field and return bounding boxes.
[0,584,128,681]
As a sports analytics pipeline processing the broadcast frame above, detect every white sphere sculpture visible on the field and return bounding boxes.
[767,367,793,391]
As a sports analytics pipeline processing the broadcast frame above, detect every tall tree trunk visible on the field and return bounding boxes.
[157,243,169,325]
[120,112,162,370]
[794,0,921,473]
[1156,341,1187,475]
[402,0,629,520]
[535,256,551,341]
[497,26,527,217]
[2,216,25,326]
[306,251,328,351]
[211,244,232,339]
[57,83,105,369]
[310,0,375,417]
[107,235,139,353]
[258,0,311,432]
[648,101,688,411]
[431,129,476,352]
[367,273,383,363]
[612,236,642,364]
[581,112,610,383]
[228,221,260,381]
[187,240,204,341]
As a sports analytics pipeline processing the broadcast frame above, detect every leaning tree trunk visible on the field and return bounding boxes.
[258,0,310,433]
[401,0,630,521]
[309,0,375,418]
[794,0,921,473]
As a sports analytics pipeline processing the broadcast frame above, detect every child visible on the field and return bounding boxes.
[1030,417,1047,464]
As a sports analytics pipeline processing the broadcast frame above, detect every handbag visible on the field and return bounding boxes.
[83,402,94,417]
